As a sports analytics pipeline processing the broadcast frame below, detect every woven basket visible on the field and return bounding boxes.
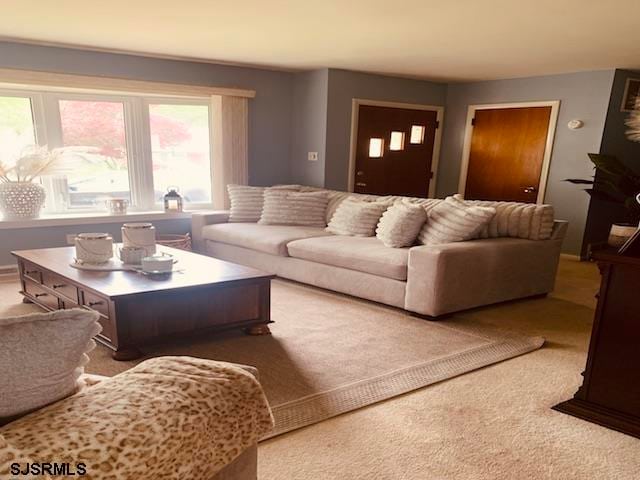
[156,233,192,251]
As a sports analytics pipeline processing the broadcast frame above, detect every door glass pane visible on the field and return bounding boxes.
[0,96,36,164]
[58,99,130,208]
[369,138,384,158]
[410,125,425,144]
[148,104,211,203]
[389,131,405,151]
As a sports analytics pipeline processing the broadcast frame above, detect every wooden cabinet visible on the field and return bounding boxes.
[553,250,640,438]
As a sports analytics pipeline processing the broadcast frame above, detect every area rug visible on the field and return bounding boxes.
[0,277,543,439]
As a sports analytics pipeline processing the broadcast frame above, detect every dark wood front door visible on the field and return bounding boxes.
[354,105,438,198]
[464,106,553,203]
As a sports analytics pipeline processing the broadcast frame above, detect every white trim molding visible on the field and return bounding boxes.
[347,98,444,198]
[0,68,256,98]
[458,100,560,204]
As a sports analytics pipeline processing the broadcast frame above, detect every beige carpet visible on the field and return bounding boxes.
[2,259,640,479]
[0,275,542,439]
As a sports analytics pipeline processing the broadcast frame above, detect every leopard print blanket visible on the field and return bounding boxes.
[0,356,274,479]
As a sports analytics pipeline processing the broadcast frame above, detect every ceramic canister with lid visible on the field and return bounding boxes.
[121,223,156,256]
[75,233,114,264]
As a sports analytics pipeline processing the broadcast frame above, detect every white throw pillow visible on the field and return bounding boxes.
[326,197,391,236]
[0,308,101,422]
[376,200,428,248]
[259,190,329,227]
[227,185,265,223]
[419,195,496,245]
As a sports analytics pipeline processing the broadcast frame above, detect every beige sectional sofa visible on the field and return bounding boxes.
[192,190,567,319]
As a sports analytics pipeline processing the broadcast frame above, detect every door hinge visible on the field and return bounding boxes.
[435,120,440,129]
[471,117,476,126]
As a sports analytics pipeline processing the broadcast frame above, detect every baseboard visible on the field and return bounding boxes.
[0,264,18,276]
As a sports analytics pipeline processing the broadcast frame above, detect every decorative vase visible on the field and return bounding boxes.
[608,223,638,248]
[0,182,46,220]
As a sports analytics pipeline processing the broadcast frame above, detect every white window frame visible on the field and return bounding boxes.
[0,87,215,214]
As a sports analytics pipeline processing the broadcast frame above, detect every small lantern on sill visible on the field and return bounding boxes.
[164,187,183,212]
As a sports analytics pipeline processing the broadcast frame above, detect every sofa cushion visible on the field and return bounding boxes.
[376,200,428,248]
[287,236,409,281]
[202,223,331,256]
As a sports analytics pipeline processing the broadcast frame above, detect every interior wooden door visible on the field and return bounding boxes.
[354,105,438,197]
[464,106,552,203]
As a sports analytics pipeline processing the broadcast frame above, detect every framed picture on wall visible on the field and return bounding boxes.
[621,78,640,112]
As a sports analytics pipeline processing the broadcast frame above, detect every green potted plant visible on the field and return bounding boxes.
[0,146,63,220]
[565,153,640,247]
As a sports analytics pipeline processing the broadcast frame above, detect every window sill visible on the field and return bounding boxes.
[0,210,194,230]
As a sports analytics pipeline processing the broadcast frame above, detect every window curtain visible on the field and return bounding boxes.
[211,95,249,210]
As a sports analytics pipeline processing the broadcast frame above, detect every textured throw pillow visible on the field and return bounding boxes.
[376,200,428,248]
[259,190,329,227]
[0,309,101,423]
[326,197,391,236]
[419,195,496,245]
[227,185,265,222]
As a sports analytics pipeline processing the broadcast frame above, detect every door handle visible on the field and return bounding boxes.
[523,186,538,194]
[355,182,367,187]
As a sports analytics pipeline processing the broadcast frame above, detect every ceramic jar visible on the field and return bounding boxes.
[75,233,114,264]
[0,182,46,220]
[121,223,156,256]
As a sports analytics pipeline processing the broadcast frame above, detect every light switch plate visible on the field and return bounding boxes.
[308,152,318,161]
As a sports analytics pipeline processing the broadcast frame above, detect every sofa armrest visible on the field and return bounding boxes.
[405,236,564,317]
[192,210,230,252]
[1,357,273,480]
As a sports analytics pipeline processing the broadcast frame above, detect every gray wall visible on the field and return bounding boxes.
[290,70,328,186]
[0,41,294,187]
[324,69,447,190]
[0,218,191,265]
[440,70,615,254]
[582,69,640,256]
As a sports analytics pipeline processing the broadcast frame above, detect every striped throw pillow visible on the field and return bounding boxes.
[419,195,496,245]
[326,198,391,236]
[227,185,266,222]
[259,190,329,227]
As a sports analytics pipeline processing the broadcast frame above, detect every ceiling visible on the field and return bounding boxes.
[1,0,640,82]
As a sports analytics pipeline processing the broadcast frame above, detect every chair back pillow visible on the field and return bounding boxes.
[259,190,329,227]
[376,200,428,247]
[0,308,101,423]
[419,195,496,245]
[327,198,391,236]
[227,185,265,223]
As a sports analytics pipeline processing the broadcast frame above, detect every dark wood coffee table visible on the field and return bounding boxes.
[12,246,274,360]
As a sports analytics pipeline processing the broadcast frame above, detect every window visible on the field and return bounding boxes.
[389,131,405,151]
[0,95,36,162]
[59,99,131,207]
[369,138,384,158]
[410,125,425,144]
[148,103,211,203]
[0,88,214,214]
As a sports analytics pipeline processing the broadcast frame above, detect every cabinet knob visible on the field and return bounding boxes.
[88,301,104,307]
[34,293,48,298]
[53,284,66,289]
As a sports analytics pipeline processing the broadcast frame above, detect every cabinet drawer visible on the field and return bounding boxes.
[81,290,110,318]
[21,261,43,284]
[24,280,60,310]
[42,271,78,303]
